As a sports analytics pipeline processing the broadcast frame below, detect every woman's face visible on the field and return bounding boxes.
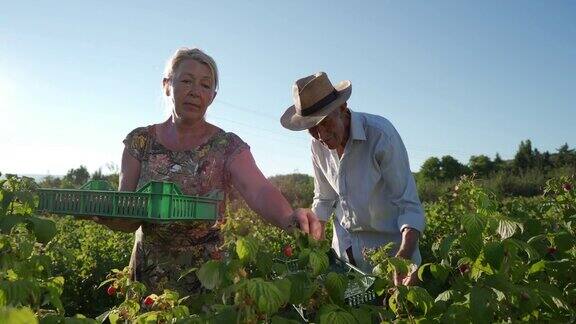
[166,59,216,123]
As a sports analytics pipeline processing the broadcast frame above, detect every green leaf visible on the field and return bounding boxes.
[246,278,286,315]
[373,277,389,296]
[435,235,456,261]
[0,214,25,234]
[406,286,434,315]
[0,307,38,324]
[461,234,483,259]
[496,217,523,240]
[317,304,357,324]
[506,238,539,260]
[119,299,140,318]
[471,253,494,280]
[349,306,373,324]
[236,237,258,263]
[324,272,348,303]
[532,282,571,311]
[271,316,301,324]
[108,311,120,324]
[309,250,329,275]
[429,264,450,283]
[0,289,6,307]
[388,257,410,275]
[553,231,575,251]
[435,289,455,302]
[197,260,223,290]
[388,289,400,315]
[527,260,546,276]
[178,267,197,282]
[286,272,315,304]
[170,305,190,318]
[462,213,486,236]
[483,242,505,270]
[255,251,274,276]
[209,305,237,323]
[470,287,495,324]
[0,215,56,243]
[273,278,291,304]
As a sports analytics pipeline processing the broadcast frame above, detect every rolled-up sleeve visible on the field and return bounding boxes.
[311,148,338,222]
[377,132,426,234]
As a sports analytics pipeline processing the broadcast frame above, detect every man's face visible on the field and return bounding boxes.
[307,106,347,150]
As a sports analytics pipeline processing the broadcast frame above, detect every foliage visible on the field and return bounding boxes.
[268,174,314,209]
[417,140,576,201]
[0,173,95,322]
[3,171,576,323]
[46,218,133,317]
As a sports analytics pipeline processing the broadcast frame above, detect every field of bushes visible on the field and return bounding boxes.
[1,171,575,323]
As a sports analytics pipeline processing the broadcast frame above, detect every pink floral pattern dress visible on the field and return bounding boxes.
[122,125,249,296]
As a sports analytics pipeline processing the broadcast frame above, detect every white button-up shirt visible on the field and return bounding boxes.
[311,110,425,273]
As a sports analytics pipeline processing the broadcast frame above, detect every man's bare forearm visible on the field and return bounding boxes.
[395,227,420,259]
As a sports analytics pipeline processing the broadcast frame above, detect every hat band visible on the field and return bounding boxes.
[299,90,338,116]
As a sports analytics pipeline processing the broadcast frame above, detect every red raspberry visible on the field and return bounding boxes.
[546,247,558,255]
[210,250,223,260]
[107,285,116,296]
[283,245,293,257]
[563,183,572,192]
[458,263,470,274]
[144,296,155,307]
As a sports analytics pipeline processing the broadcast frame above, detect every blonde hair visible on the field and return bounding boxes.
[163,47,219,91]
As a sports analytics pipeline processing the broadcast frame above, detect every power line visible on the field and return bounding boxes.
[213,99,492,157]
[207,114,311,148]
[214,99,280,121]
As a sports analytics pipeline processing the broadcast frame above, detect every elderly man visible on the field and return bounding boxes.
[280,72,425,285]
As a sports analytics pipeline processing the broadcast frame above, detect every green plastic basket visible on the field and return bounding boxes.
[37,180,221,221]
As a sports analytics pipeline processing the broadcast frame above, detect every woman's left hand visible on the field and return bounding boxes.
[289,208,324,240]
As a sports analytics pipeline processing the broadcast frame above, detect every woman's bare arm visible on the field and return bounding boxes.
[229,149,323,239]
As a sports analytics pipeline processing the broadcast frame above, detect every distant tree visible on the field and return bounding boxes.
[514,140,534,172]
[105,173,120,190]
[419,157,442,181]
[89,167,119,189]
[556,143,576,167]
[268,173,314,208]
[493,153,506,172]
[39,175,62,188]
[62,166,90,188]
[91,168,105,180]
[440,155,469,180]
[469,155,493,177]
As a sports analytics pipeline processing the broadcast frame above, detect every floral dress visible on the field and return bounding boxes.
[122,125,249,296]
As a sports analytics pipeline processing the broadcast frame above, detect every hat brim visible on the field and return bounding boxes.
[280,80,352,131]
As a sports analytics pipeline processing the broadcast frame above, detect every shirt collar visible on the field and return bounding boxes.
[349,110,367,141]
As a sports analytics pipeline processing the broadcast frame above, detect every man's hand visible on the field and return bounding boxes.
[393,227,421,286]
[393,264,419,286]
[289,208,324,240]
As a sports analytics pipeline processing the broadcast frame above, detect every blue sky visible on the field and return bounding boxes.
[1,1,575,177]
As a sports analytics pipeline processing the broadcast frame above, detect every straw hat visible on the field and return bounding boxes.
[280,72,352,131]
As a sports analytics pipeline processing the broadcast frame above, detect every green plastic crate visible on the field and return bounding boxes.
[37,180,222,221]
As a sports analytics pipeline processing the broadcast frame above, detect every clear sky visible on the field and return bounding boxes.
[1,1,575,177]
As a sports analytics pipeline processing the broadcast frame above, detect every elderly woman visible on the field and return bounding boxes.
[97,47,322,295]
